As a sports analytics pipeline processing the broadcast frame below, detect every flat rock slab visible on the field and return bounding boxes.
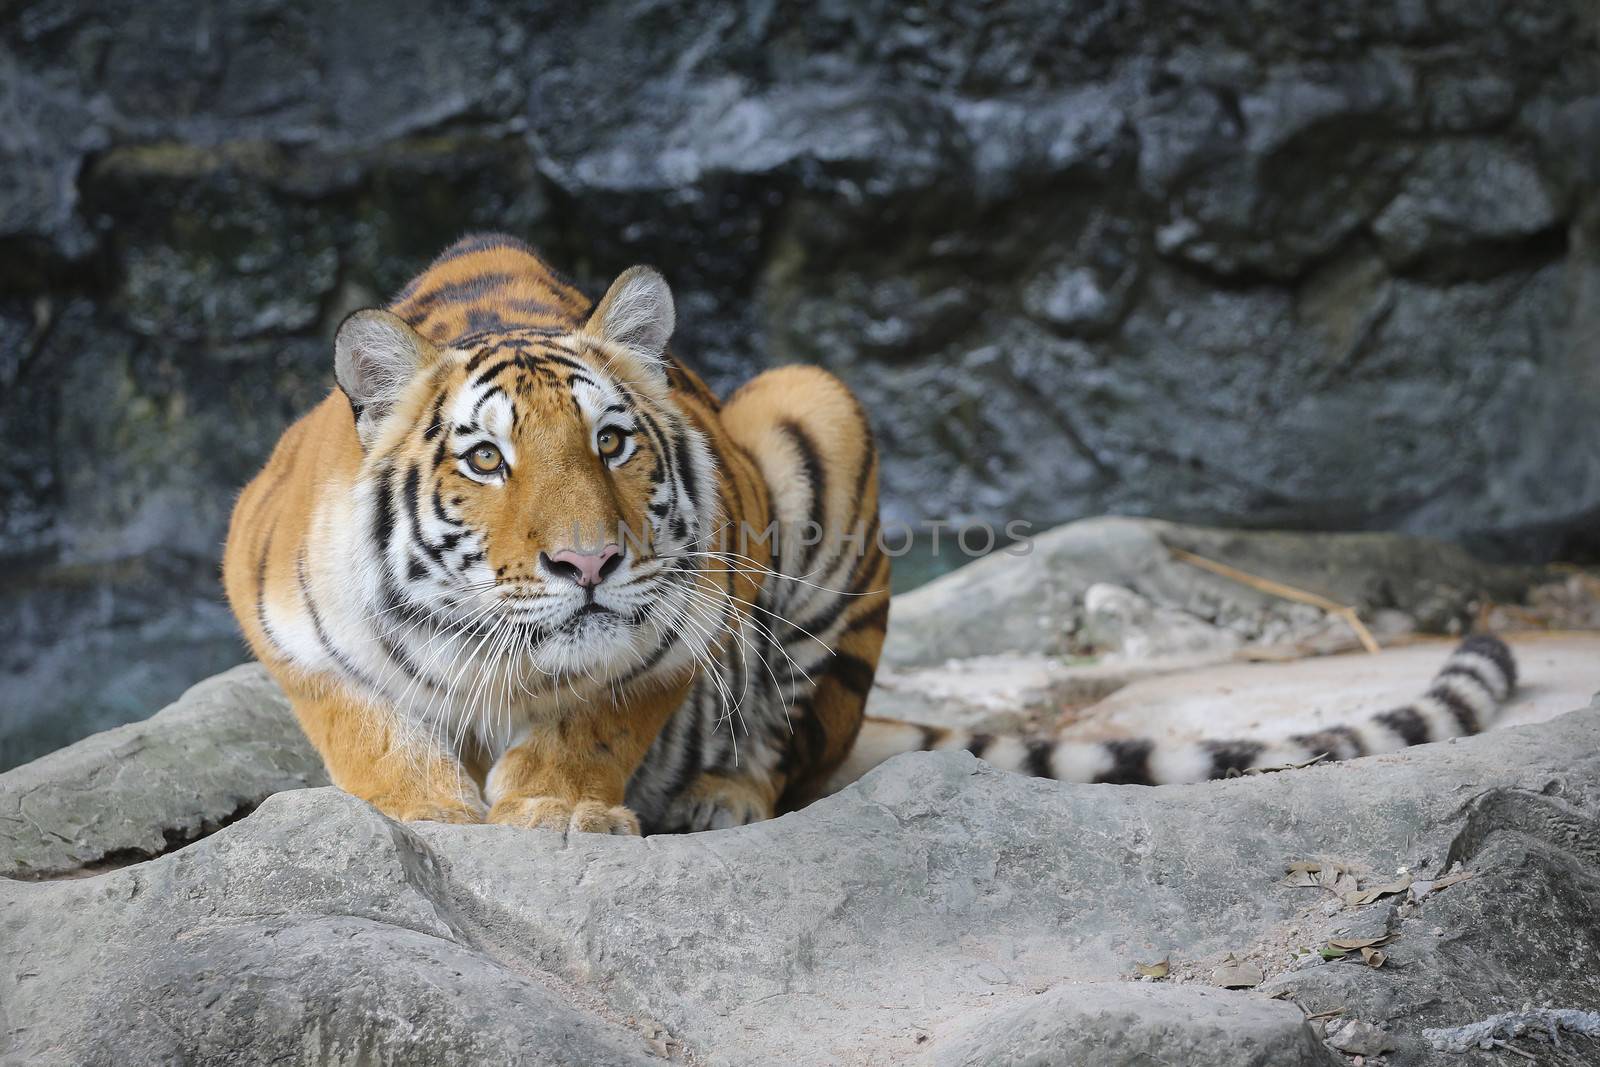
[1067,634,1600,742]
[0,665,326,879]
[3,515,1594,1063]
[4,703,1599,1065]
[933,984,1336,1067]
[884,518,1539,667]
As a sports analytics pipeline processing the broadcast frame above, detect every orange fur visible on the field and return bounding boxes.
[222,234,889,833]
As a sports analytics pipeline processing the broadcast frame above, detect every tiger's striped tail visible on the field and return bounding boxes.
[831,635,1517,790]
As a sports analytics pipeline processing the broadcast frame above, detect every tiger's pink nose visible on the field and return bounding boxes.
[541,544,622,588]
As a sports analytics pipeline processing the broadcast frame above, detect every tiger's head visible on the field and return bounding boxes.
[332,267,719,683]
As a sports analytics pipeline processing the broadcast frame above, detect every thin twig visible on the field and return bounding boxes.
[1167,546,1381,654]
[1490,1038,1539,1061]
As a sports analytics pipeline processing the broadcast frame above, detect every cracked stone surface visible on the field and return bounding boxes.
[0,664,325,879]
[3,686,1599,1063]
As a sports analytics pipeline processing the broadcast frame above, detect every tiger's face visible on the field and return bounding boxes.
[333,267,718,682]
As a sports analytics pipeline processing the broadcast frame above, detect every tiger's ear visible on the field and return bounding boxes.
[583,266,674,396]
[335,309,438,448]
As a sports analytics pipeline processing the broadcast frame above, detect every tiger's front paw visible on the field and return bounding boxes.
[487,796,641,836]
[367,793,486,825]
[662,773,776,832]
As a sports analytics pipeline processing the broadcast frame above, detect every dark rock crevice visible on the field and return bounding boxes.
[6,799,259,882]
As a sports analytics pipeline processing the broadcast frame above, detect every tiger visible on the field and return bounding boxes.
[835,633,1518,789]
[223,232,1519,836]
[223,233,889,834]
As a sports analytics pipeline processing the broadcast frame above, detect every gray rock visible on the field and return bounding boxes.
[1371,141,1558,269]
[933,984,1338,1067]
[0,54,104,256]
[883,516,1538,667]
[1080,582,1242,663]
[3,678,1598,1064]
[0,664,324,878]
[1425,1008,1600,1053]
[1020,259,1136,335]
[1325,1018,1395,1056]
[99,157,342,342]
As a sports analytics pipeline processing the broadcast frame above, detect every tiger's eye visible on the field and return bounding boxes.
[467,444,504,474]
[597,429,625,459]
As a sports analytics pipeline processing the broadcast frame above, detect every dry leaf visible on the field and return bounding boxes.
[1313,864,1355,895]
[1320,934,1394,963]
[1344,875,1412,907]
[1433,870,1475,890]
[1328,936,1391,950]
[1409,869,1475,903]
[1285,860,1363,897]
[1414,870,1472,902]
[1134,958,1170,979]
[1325,870,1360,897]
[1283,860,1329,889]
[1211,955,1263,989]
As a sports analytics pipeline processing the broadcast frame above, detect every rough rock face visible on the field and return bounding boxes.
[0,665,324,879]
[3,514,1597,1063]
[881,516,1538,667]
[3,687,1599,1065]
[2,0,1599,768]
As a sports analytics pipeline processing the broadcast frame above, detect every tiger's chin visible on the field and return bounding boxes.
[530,608,650,679]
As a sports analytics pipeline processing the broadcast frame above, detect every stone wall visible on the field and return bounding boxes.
[2,1,1598,764]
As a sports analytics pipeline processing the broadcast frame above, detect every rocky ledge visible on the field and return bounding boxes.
[3,518,1598,1066]
[3,706,1599,1066]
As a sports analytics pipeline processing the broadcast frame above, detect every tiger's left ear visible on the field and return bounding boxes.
[335,309,439,449]
[583,266,674,397]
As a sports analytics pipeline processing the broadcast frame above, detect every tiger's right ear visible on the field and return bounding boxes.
[334,309,438,448]
[582,266,674,399]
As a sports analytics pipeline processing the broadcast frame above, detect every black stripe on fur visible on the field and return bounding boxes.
[1203,740,1264,779]
[779,419,828,576]
[1289,724,1365,761]
[1375,705,1430,746]
[1455,633,1517,690]
[1427,684,1482,735]
[1024,739,1054,779]
[1097,738,1155,785]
